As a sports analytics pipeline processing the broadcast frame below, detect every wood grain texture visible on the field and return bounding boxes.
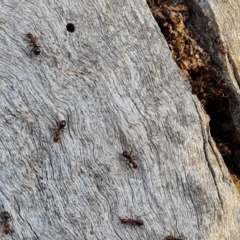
[0,0,239,239]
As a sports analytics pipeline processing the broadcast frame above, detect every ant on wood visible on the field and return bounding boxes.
[215,37,227,55]
[216,79,230,98]
[1,211,11,235]
[122,150,138,169]
[53,120,67,143]
[120,217,144,227]
[216,142,232,156]
[26,33,41,55]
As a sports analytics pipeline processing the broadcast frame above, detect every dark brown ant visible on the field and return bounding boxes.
[215,88,224,97]
[53,120,66,143]
[213,88,229,98]
[216,79,230,98]
[119,217,143,227]
[216,142,232,156]
[215,37,227,55]
[208,80,229,99]
[1,211,11,235]
[122,150,138,169]
[26,33,41,55]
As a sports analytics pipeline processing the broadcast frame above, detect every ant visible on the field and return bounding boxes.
[212,79,229,98]
[26,33,41,55]
[215,37,227,55]
[122,150,138,169]
[119,217,143,227]
[216,142,232,156]
[53,120,66,143]
[1,211,11,235]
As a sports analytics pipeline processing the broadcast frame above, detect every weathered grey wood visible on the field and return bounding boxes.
[0,0,240,239]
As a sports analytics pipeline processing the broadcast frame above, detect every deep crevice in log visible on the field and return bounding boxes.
[146,0,240,181]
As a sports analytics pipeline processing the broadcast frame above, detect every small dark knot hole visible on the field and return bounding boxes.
[66,23,75,32]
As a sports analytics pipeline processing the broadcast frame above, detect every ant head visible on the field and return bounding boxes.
[59,120,66,128]
[27,33,33,38]
[33,46,41,55]
[135,219,144,226]
[1,211,10,219]
[122,151,129,157]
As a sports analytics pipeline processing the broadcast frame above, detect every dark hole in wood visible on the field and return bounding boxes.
[66,23,75,32]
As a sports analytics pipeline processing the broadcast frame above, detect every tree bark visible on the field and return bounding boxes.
[0,0,240,239]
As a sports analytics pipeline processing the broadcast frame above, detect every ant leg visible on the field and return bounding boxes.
[49,127,57,141]
[127,161,134,173]
[48,118,58,138]
[216,78,224,85]
[222,90,230,97]
[177,234,186,240]
[54,118,59,128]
[129,149,132,155]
